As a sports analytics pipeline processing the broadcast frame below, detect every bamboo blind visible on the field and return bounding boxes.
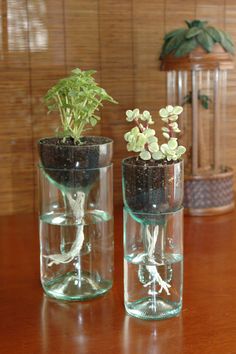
[1,0,236,214]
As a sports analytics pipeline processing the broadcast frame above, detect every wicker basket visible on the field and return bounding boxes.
[184,168,234,216]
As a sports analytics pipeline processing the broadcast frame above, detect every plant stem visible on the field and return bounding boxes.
[56,93,67,128]
[76,121,86,142]
[168,119,174,138]
[134,118,147,133]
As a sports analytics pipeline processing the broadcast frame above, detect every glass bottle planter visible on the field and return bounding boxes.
[122,157,184,320]
[38,137,113,301]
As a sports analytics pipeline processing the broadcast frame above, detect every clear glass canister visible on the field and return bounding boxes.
[38,162,113,301]
[124,207,183,320]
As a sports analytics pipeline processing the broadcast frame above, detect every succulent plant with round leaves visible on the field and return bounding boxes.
[160,19,234,59]
[124,105,186,161]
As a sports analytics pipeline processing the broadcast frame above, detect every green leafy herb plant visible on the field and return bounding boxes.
[44,68,117,144]
[124,105,186,162]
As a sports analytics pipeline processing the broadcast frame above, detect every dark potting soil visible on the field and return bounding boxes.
[38,136,112,188]
[41,136,110,147]
[122,156,183,215]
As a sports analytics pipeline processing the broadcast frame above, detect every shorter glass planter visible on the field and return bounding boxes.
[124,207,183,320]
[122,157,183,217]
[38,164,113,301]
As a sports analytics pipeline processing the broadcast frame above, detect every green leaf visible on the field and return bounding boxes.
[141,111,152,123]
[177,146,186,155]
[126,109,138,121]
[168,138,178,150]
[169,122,178,129]
[190,20,208,28]
[144,128,155,137]
[140,151,151,160]
[205,27,221,42]
[163,132,170,139]
[164,28,186,41]
[224,32,234,47]
[219,30,235,54]
[159,108,168,118]
[133,108,140,117]
[166,105,174,113]
[152,151,165,160]
[185,28,202,39]
[196,31,214,52]
[133,146,142,153]
[185,20,192,29]
[126,110,133,118]
[165,148,175,157]
[47,104,57,111]
[147,136,158,143]
[160,143,169,154]
[148,142,159,153]
[131,127,139,136]
[183,92,192,105]
[137,133,147,146]
[124,132,131,142]
[168,115,178,121]
[90,118,97,127]
[174,38,198,57]
[161,30,187,57]
[127,143,133,152]
[162,127,170,132]
[161,117,169,123]
[143,110,150,117]
[173,106,183,115]
[200,96,209,109]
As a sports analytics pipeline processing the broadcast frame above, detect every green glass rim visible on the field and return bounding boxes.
[124,205,183,218]
[38,163,113,172]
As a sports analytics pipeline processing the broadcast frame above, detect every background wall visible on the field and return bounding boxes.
[1,0,236,215]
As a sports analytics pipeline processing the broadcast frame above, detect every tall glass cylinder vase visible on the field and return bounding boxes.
[122,157,184,320]
[165,68,234,215]
[38,137,113,301]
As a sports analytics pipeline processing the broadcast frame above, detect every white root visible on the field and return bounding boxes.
[143,225,171,295]
[44,191,85,267]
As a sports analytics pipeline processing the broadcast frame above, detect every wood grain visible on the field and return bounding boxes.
[1,0,236,214]
[99,0,134,205]
[1,208,236,353]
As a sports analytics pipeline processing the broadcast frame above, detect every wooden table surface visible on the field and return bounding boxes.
[1,208,236,354]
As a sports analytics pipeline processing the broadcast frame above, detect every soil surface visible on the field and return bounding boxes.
[40,136,110,147]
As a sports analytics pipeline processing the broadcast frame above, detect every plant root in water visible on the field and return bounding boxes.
[141,225,171,295]
[44,191,85,266]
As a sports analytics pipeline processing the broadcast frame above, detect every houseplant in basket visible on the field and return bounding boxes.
[122,105,186,320]
[160,19,235,215]
[38,68,117,301]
